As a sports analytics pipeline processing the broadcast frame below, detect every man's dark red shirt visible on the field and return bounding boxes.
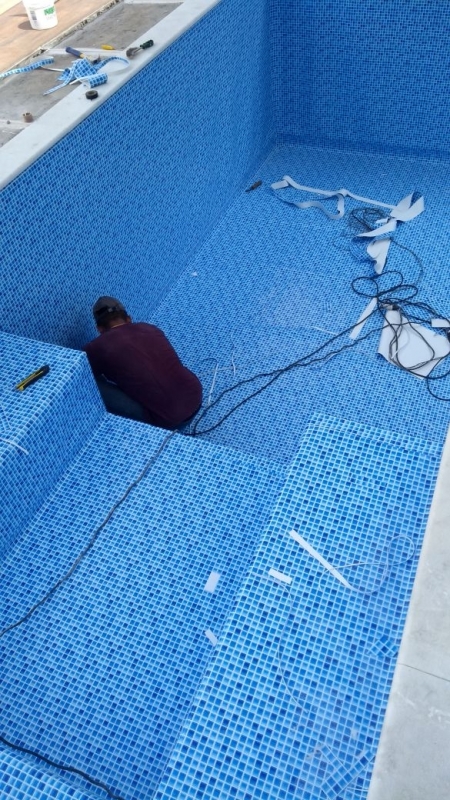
[84,322,202,429]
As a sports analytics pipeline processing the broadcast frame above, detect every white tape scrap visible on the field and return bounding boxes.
[349,298,377,340]
[0,438,29,454]
[204,571,221,593]
[431,318,450,329]
[271,177,429,367]
[271,176,396,221]
[268,568,292,585]
[349,192,424,339]
[204,629,218,646]
[289,529,352,590]
[378,309,450,377]
[366,238,391,275]
[357,218,397,238]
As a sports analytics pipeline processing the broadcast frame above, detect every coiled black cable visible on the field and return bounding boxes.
[190,210,450,437]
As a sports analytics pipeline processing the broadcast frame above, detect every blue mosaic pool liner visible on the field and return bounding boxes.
[269,0,450,160]
[0,332,104,559]
[154,143,450,463]
[0,747,96,800]
[155,414,440,800]
[0,415,285,799]
[0,0,272,348]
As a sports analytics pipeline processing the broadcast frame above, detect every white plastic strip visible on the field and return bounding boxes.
[271,176,395,209]
[357,194,425,239]
[349,297,377,340]
[431,318,450,328]
[289,529,352,589]
[204,571,220,593]
[357,219,398,238]
[268,568,292,585]
[204,629,218,646]
[366,238,391,274]
[390,193,425,222]
[272,179,425,236]
[0,438,29,455]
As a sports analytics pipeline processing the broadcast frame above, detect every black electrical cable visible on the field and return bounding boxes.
[1,202,447,798]
[190,211,450,435]
[391,239,424,285]
[0,733,125,800]
[190,267,436,437]
[190,316,384,437]
[346,205,450,396]
[0,430,175,800]
[0,430,175,640]
[351,271,441,373]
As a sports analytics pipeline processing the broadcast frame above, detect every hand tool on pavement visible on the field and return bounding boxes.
[126,39,154,58]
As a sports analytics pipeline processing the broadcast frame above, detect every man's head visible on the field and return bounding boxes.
[93,296,131,332]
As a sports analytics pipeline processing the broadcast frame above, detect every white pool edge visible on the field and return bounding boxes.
[368,422,450,800]
[0,0,222,192]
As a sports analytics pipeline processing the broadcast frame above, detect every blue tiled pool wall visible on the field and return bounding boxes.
[155,415,440,800]
[0,332,104,559]
[0,416,286,800]
[0,0,272,349]
[269,0,450,160]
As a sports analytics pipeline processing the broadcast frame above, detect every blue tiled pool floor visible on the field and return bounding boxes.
[155,415,440,800]
[0,416,285,799]
[155,144,450,462]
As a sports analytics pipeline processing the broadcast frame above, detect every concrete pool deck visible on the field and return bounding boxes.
[0,0,121,74]
[0,0,182,147]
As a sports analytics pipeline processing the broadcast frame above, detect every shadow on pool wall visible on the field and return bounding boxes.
[269,0,450,160]
[0,0,272,349]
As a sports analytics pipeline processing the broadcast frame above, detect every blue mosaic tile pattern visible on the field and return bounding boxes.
[0,332,104,559]
[0,0,272,348]
[0,747,96,800]
[0,0,449,794]
[155,414,440,800]
[269,0,450,159]
[0,415,285,800]
[154,143,450,462]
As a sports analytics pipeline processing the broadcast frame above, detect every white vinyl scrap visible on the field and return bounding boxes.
[378,310,450,377]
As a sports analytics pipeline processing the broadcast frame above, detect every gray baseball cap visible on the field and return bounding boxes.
[93,296,127,322]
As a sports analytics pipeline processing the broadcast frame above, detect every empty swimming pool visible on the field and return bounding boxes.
[1,1,449,798]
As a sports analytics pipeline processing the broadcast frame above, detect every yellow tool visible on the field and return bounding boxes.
[101,45,114,50]
[15,365,50,391]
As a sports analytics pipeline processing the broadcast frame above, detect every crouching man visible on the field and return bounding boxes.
[83,296,202,430]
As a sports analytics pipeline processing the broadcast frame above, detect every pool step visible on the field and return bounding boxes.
[154,413,441,800]
[0,415,285,800]
[0,331,103,560]
[0,747,97,800]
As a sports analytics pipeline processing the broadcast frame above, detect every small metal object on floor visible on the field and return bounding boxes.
[245,179,262,192]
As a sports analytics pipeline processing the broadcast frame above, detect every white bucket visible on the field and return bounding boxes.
[22,0,58,30]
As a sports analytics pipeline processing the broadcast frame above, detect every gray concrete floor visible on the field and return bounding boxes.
[0,2,180,146]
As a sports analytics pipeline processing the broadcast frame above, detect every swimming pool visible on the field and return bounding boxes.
[1,1,449,798]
